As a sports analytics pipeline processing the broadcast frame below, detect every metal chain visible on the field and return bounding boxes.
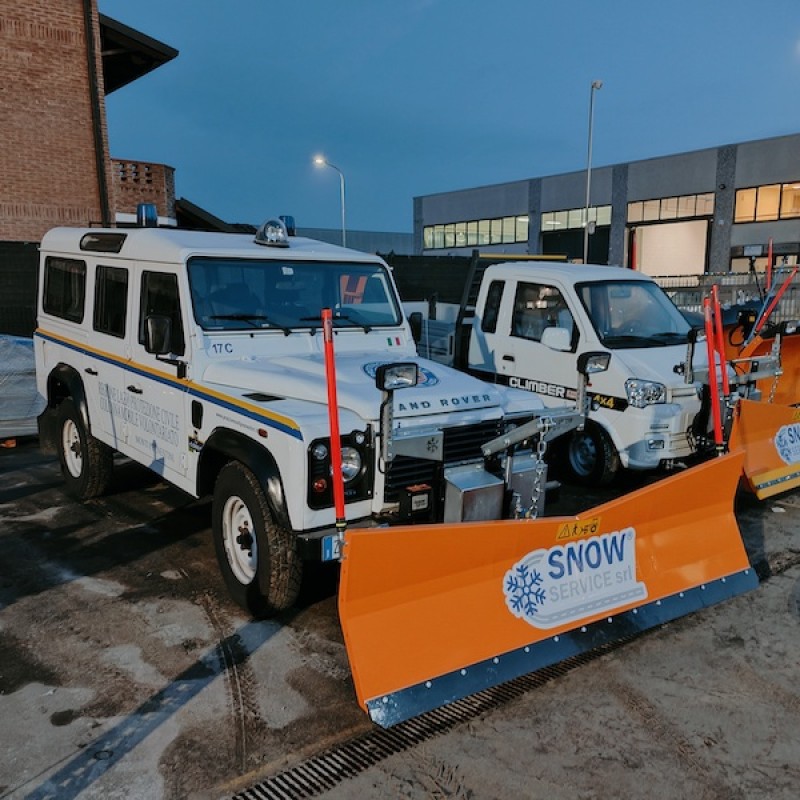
[527,418,551,519]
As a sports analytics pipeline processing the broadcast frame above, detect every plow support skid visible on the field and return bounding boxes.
[728,398,800,498]
[339,452,756,727]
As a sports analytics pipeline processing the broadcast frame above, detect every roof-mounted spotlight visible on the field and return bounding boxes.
[254,217,290,248]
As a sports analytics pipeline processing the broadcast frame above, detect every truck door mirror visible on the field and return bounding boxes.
[145,315,172,355]
[408,311,423,343]
[540,326,571,352]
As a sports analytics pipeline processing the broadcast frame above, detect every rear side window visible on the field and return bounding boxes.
[139,271,185,355]
[43,257,86,323]
[93,265,128,338]
[481,280,505,333]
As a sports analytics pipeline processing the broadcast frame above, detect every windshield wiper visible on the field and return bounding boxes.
[649,331,689,343]
[209,314,290,334]
[300,313,373,333]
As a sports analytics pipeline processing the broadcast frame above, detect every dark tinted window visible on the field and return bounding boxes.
[481,280,505,333]
[43,257,86,323]
[93,265,128,338]
[139,272,185,355]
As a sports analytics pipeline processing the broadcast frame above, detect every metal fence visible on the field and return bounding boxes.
[654,270,800,323]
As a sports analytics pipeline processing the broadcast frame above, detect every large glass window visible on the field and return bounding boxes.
[93,265,128,338]
[628,193,714,223]
[188,258,401,332]
[43,257,86,323]
[423,214,530,250]
[540,205,611,232]
[734,181,800,223]
[575,279,690,349]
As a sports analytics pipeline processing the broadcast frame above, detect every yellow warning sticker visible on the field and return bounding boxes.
[557,516,601,541]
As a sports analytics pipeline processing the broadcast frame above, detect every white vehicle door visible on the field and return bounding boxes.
[88,263,133,443]
[498,280,581,406]
[122,267,189,481]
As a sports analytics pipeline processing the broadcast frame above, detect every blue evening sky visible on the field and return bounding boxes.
[101,0,800,233]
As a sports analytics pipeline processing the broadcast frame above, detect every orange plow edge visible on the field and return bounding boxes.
[338,451,757,727]
[728,398,800,499]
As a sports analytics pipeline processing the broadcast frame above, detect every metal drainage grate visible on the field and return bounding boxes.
[231,639,633,800]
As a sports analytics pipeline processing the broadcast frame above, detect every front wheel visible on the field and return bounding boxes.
[566,422,620,486]
[212,461,302,617]
[57,398,113,499]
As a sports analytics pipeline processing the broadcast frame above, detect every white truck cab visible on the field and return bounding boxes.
[467,263,706,483]
[35,218,585,616]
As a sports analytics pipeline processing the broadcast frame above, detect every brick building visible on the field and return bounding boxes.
[0,0,176,335]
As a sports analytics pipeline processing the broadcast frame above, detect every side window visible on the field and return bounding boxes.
[481,280,505,333]
[512,283,575,344]
[43,257,86,323]
[93,265,128,338]
[139,271,185,355]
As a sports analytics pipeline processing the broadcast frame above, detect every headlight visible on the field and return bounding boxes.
[625,379,666,408]
[340,446,362,482]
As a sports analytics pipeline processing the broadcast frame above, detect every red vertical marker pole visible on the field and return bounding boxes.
[704,296,724,453]
[322,308,346,533]
[711,285,730,398]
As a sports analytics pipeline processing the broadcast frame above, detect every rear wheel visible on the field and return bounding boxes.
[57,398,113,499]
[566,422,620,486]
[212,461,302,617]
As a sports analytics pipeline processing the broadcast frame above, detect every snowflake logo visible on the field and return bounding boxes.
[504,558,547,621]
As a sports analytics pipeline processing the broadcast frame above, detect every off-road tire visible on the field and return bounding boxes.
[212,461,302,617]
[57,398,114,499]
[566,421,620,486]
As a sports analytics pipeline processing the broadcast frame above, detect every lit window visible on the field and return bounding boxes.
[444,223,455,248]
[433,225,444,249]
[780,183,800,219]
[490,218,502,244]
[696,193,715,215]
[734,189,756,223]
[596,206,612,226]
[755,185,780,221]
[467,221,478,246]
[478,219,490,245]
[568,209,584,228]
[627,202,643,223]
[515,215,529,242]
[677,196,696,217]
[502,217,515,243]
[455,222,467,246]
[661,197,678,219]
[642,200,660,221]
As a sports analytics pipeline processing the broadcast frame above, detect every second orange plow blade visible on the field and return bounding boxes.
[728,398,800,499]
[339,451,757,727]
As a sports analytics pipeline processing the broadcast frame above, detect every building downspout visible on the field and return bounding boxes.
[83,0,111,227]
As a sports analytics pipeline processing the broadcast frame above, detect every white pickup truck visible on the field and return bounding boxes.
[34,218,589,617]
[409,261,708,484]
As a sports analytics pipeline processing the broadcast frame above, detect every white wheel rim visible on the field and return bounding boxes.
[62,418,83,479]
[222,495,257,585]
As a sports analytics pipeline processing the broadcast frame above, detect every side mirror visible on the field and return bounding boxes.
[145,315,172,355]
[577,350,611,376]
[540,326,571,352]
[408,311,423,343]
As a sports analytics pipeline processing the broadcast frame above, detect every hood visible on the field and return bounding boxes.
[203,352,505,422]
[612,342,704,387]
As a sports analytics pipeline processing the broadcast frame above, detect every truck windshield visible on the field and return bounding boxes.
[188,257,402,332]
[575,279,691,349]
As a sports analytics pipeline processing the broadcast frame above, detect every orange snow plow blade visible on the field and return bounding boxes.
[338,452,756,727]
[730,328,800,407]
[728,398,800,499]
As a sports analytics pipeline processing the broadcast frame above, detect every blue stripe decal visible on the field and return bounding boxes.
[36,330,303,441]
[365,568,759,728]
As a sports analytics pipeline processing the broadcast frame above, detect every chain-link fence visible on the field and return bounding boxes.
[654,270,800,323]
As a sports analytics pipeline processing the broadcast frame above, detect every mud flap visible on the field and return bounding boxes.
[728,398,800,498]
[338,452,757,727]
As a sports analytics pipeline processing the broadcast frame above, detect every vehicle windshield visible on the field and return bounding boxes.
[188,257,402,332]
[575,279,691,349]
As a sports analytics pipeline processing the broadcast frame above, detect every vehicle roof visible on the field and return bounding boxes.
[40,226,387,266]
[482,261,656,285]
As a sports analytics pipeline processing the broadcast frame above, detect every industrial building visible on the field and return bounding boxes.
[414,133,800,277]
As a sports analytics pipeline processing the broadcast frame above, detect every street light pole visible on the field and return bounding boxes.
[313,156,347,248]
[583,80,603,264]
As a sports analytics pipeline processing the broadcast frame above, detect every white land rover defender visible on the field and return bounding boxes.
[35,216,588,616]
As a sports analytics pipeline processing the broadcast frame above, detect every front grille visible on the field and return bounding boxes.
[384,419,502,500]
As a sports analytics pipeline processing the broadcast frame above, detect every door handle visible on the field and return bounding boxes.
[127,385,143,394]
[501,354,515,362]
[85,367,98,376]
